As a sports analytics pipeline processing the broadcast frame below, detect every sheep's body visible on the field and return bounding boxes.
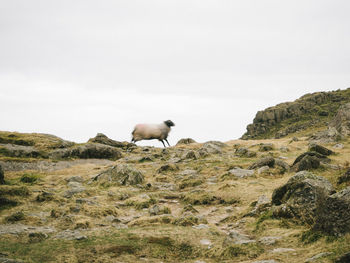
[131,120,175,147]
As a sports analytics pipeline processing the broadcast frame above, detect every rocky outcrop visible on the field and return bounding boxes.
[88,133,134,149]
[176,138,196,145]
[291,151,330,172]
[329,102,350,136]
[0,144,46,158]
[314,187,350,236]
[272,171,335,225]
[242,88,350,139]
[49,143,122,160]
[93,164,144,185]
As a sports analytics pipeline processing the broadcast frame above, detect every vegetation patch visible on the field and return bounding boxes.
[4,211,25,223]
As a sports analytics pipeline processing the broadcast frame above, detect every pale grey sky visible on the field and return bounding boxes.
[1,1,349,146]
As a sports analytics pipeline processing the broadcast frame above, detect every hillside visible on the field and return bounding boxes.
[0,127,350,263]
[241,88,350,140]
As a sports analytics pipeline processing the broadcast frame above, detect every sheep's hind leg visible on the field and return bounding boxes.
[165,139,170,147]
[160,140,166,147]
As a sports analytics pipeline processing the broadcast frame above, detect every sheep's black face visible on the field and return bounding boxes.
[164,120,175,127]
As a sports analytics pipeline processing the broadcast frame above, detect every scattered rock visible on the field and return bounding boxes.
[257,166,270,175]
[65,176,84,183]
[305,252,333,262]
[259,143,274,152]
[63,182,86,198]
[200,239,212,246]
[235,147,256,158]
[149,205,160,216]
[314,187,350,236]
[308,144,334,156]
[270,248,296,253]
[224,230,256,245]
[157,163,179,173]
[333,143,344,149]
[200,143,222,155]
[247,195,271,216]
[228,167,255,178]
[54,230,87,240]
[292,151,330,172]
[192,224,209,230]
[176,138,196,145]
[275,159,290,172]
[258,236,281,246]
[272,171,335,225]
[249,157,275,170]
[0,257,25,263]
[0,144,45,158]
[182,150,199,160]
[279,146,289,152]
[94,164,144,185]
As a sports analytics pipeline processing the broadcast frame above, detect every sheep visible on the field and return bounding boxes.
[131,120,175,147]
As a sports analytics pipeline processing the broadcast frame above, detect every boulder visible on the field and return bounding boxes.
[314,187,350,236]
[337,168,350,184]
[0,144,45,158]
[176,138,196,145]
[94,164,144,185]
[50,143,122,160]
[228,167,255,178]
[199,143,222,154]
[330,103,350,136]
[259,143,274,152]
[292,155,320,172]
[88,133,133,149]
[0,165,4,184]
[235,147,256,158]
[275,159,290,172]
[249,157,275,170]
[272,171,335,225]
[308,144,334,156]
[182,150,199,160]
[224,230,256,245]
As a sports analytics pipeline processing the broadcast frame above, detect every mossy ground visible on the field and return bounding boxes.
[0,132,349,262]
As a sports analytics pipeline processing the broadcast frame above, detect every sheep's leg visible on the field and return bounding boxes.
[160,140,166,147]
[165,139,170,147]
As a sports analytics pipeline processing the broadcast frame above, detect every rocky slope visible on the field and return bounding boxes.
[241,88,350,139]
[0,129,350,263]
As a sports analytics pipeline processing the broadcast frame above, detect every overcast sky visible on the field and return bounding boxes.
[1,1,349,146]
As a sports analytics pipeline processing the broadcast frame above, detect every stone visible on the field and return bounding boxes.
[192,224,209,230]
[182,150,199,160]
[149,205,160,216]
[228,167,255,178]
[224,230,256,245]
[249,157,275,169]
[272,171,335,225]
[54,230,87,240]
[275,159,290,173]
[337,168,350,184]
[292,154,322,172]
[65,176,84,183]
[50,143,122,160]
[333,143,344,149]
[271,248,296,253]
[251,261,278,263]
[157,163,179,173]
[330,102,350,136]
[257,166,270,175]
[88,133,133,149]
[176,138,196,145]
[94,164,144,185]
[305,252,333,262]
[200,143,222,154]
[0,164,4,184]
[259,143,274,152]
[235,147,256,158]
[63,182,86,198]
[308,144,334,156]
[200,239,211,246]
[335,251,350,263]
[279,146,289,152]
[0,257,25,263]
[247,195,271,216]
[258,236,281,246]
[314,187,350,236]
[0,144,45,158]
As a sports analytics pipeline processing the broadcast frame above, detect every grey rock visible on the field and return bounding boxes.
[292,154,321,172]
[54,230,87,240]
[149,205,160,216]
[94,164,144,185]
[0,143,45,158]
[50,143,122,160]
[305,252,333,262]
[88,133,134,149]
[258,236,281,245]
[259,143,274,152]
[271,248,296,253]
[0,224,55,235]
[309,143,334,156]
[333,143,344,149]
[314,187,350,236]
[272,171,335,225]
[235,147,256,158]
[225,230,256,245]
[176,138,196,145]
[0,257,25,263]
[249,157,275,169]
[229,167,255,178]
[200,143,222,154]
[157,163,179,173]
[257,166,270,175]
[182,150,199,160]
[330,102,350,136]
[65,176,84,183]
[279,146,289,152]
[248,195,271,216]
[337,168,350,184]
[275,159,290,172]
[192,224,209,230]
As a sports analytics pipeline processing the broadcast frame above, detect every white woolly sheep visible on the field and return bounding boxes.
[131,120,175,147]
